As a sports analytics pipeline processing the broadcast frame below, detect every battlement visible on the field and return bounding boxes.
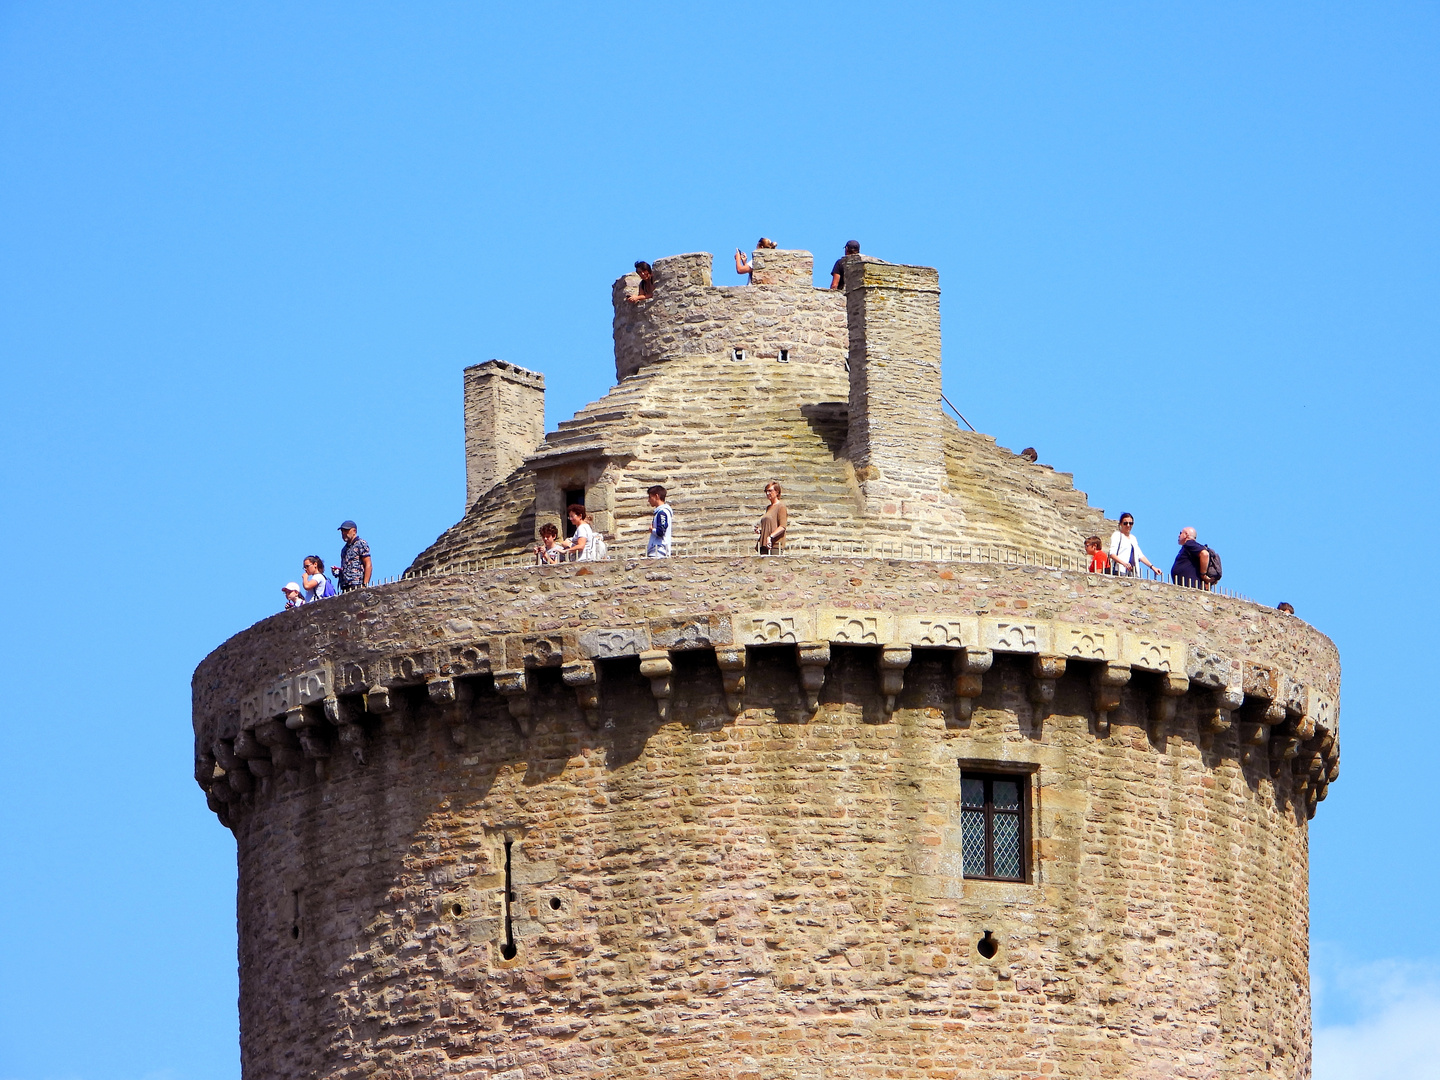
[610,250,848,380]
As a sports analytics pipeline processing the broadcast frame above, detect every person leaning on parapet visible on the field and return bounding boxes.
[1277,601,1296,615]
[734,237,777,281]
[331,520,372,592]
[830,240,861,290]
[1170,527,1210,589]
[301,555,337,601]
[281,582,304,611]
[534,522,562,566]
[1108,513,1164,578]
[559,505,596,561]
[1085,536,1110,573]
[625,261,655,304]
[754,481,788,554]
[646,485,673,557]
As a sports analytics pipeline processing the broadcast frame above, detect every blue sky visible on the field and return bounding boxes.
[1,4,1436,1077]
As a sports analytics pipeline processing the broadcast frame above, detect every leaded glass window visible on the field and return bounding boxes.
[960,772,1028,881]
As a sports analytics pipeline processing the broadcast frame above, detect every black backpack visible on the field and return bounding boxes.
[1203,545,1223,583]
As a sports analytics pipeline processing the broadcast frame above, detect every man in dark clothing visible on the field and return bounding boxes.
[830,240,861,290]
[331,520,373,592]
[1170,527,1210,588]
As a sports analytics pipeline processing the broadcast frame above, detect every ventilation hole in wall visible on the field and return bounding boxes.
[977,931,998,959]
[500,839,518,960]
[451,903,464,917]
[549,896,562,910]
[778,348,790,363]
[732,347,746,362]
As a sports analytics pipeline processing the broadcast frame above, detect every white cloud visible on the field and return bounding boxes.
[1314,953,1440,1080]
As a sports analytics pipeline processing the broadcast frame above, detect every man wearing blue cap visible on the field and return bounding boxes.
[331,521,372,592]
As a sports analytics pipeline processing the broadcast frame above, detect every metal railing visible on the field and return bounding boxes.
[365,536,1253,604]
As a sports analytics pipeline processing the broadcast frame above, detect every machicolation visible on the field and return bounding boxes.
[194,247,1341,1080]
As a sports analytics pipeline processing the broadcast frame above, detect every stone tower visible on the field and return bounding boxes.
[194,249,1341,1080]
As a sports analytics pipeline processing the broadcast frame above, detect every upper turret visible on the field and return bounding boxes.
[410,249,1114,574]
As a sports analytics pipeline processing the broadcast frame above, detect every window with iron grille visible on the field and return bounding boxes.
[960,772,1028,881]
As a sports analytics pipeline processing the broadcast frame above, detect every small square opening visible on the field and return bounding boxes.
[778,348,790,363]
[732,347,746,362]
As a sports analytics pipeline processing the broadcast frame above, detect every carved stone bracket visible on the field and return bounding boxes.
[795,642,831,712]
[562,659,601,729]
[1203,686,1244,735]
[428,677,475,748]
[1028,656,1067,721]
[1149,673,1190,738]
[1240,700,1287,766]
[493,669,533,737]
[324,695,368,765]
[639,649,674,721]
[878,645,912,714]
[951,647,993,727]
[714,646,747,715]
[255,717,305,771]
[285,705,331,765]
[364,684,410,737]
[1091,662,1132,735]
[232,728,273,778]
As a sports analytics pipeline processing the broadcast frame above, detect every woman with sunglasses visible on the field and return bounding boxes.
[1106,513,1163,578]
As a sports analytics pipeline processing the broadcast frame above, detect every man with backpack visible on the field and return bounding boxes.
[1171,527,1219,589]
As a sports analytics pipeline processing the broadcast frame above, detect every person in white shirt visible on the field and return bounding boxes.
[561,505,596,562]
[646,485,673,557]
[1107,512,1163,577]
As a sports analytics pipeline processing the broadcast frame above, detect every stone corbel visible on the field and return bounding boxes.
[365,684,409,737]
[878,645,912,715]
[951,648,993,727]
[428,677,475,748]
[493,669,533,737]
[1203,687,1244,735]
[562,659,601,729]
[1091,663,1132,735]
[213,739,253,796]
[1240,700,1286,766]
[1149,673,1190,738]
[285,704,331,762]
[795,642,831,712]
[254,718,306,771]
[233,727,273,778]
[194,751,217,791]
[1028,656,1066,721]
[1268,710,1310,777]
[639,649,674,721]
[323,695,368,765]
[714,646,747,715]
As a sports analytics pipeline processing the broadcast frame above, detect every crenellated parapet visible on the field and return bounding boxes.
[195,559,1340,830]
[610,250,847,380]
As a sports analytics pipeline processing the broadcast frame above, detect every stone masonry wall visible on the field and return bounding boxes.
[844,257,948,512]
[611,252,847,381]
[197,560,1338,1079]
[464,362,547,508]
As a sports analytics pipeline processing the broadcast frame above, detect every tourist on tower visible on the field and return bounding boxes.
[1108,513,1163,578]
[755,482,788,554]
[646,486,673,557]
[332,520,372,592]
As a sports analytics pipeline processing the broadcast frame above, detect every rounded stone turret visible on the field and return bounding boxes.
[194,250,1341,1080]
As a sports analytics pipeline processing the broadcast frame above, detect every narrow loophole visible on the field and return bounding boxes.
[778,348,789,363]
[977,931,998,959]
[500,839,517,959]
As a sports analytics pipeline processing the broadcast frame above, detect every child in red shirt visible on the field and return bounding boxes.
[1086,536,1110,573]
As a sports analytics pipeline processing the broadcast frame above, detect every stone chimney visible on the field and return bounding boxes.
[843,257,947,516]
[463,360,545,508]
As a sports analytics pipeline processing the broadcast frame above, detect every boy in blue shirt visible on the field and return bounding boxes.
[646,486,673,558]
